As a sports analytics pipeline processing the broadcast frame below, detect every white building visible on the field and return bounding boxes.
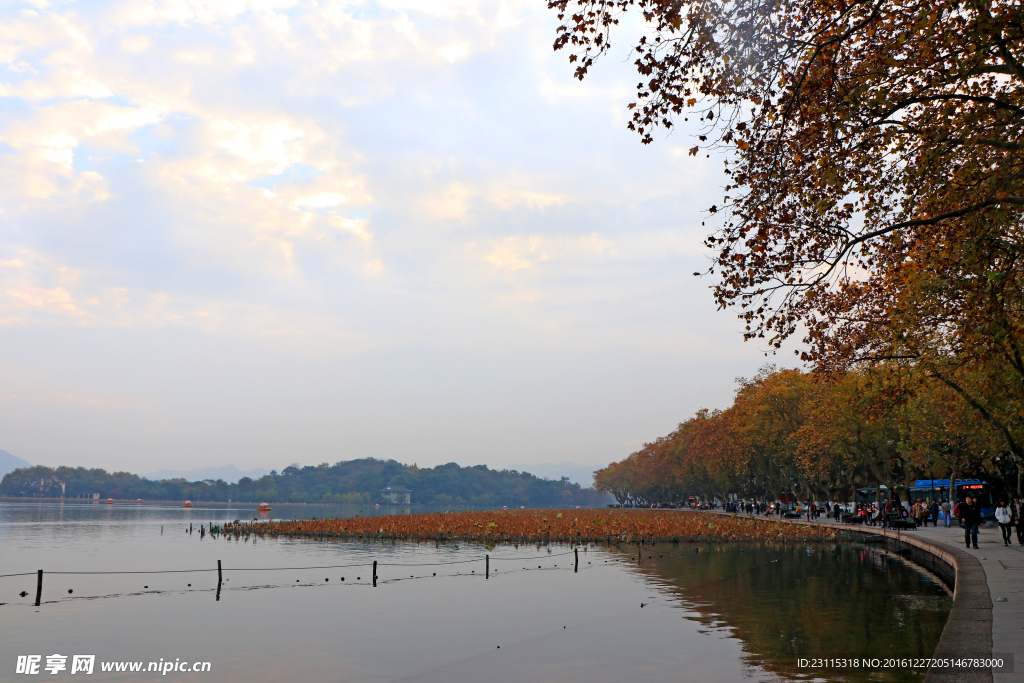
[379,486,412,504]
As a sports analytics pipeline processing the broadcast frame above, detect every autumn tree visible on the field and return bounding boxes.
[899,368,1005,499]
[729,368,816,498]
[593,366,1010,504]
[550,0,1024,491]
[595,429,689,503]
[794,367,921,501]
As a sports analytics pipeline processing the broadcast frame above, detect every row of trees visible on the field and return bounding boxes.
[595,365,1018,505]
[551,0,1024,498]
[0,458,610,508]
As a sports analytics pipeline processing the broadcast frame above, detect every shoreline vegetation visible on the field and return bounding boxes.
[0,496,421,506]
[2,459,611,508]
[218,510,845,543]
[594,366,1020,507]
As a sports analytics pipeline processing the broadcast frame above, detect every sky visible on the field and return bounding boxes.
[0,0,789,476]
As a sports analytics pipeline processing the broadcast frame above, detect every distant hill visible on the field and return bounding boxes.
[508,462,600,487]
[1,458,610,507]
[0,451,31,479]
[143,464,270,484]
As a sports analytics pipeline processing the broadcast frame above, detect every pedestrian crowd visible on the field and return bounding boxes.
[730,495,1024,550]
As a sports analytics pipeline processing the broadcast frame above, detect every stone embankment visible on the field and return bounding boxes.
[712,512,997,683]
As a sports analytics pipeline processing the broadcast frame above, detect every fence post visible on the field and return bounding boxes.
[35,570,43,606]
[575,547,579,573]
[217,560,223,584]
[372,560,377,587]
[486,554,489,579]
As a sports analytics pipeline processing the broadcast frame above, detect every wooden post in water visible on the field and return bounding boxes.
[372,560,377,587]
[218,560,223,584]
[575,547,579,573]
[486,554,489,579]
[35,570,43,606]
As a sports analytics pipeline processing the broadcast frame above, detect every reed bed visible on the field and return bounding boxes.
[217,510,843,544]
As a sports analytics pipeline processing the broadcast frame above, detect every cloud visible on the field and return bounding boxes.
[0,375,155,411]
[0,0,772,472]
[478,233,609,272]
[0,0,717,329]
[482,235,541,271]
[420,182,473,223]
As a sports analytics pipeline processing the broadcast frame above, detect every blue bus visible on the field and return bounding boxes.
[908,479,994,519]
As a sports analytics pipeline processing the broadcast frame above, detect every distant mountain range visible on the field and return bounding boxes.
[0,451,32,479]
[3,458,611,507]
[1,452,598,489]
[507,462,600,487]
[143,463,599,486]
[142,464,271,484]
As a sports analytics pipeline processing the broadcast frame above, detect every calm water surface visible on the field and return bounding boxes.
[1,502,951,683]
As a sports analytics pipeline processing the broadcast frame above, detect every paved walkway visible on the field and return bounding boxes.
[910,522,1023,683]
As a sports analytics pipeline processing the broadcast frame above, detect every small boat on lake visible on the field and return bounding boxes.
[182,500,193,508]
[106,498,113,504]
[258,502,271,512]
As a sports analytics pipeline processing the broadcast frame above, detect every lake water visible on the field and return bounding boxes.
[1,501,951,682]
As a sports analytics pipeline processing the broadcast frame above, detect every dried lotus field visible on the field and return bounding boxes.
[223,509,844,544]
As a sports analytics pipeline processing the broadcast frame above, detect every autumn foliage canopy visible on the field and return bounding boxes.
[551,0,1024,484]
[594,366,1014,503]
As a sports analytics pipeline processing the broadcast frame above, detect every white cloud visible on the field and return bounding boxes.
[439,41,472,62]
[420,182,473,223]
[477,233,613,273]
[0,0,768,473]
[295,192,347,208]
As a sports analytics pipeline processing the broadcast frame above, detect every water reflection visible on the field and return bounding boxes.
[617,542,951,682]
[1,503,949,683]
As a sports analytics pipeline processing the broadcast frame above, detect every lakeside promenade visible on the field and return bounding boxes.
[908,523,1021,683]
[710,509,1021,683]
[867,520,1020,683]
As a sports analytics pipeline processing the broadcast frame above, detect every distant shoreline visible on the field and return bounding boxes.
[0,496,414,506]
[0,496,604,509]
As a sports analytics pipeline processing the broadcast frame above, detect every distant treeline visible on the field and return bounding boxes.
[0,458,610,507]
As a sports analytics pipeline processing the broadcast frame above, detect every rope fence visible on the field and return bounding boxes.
[4,548,579,577]
[2,548,588,605]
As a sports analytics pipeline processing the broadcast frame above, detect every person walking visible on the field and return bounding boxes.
[959,496,981,549]
[834,502,842,522]
[1013,498,1024,545]
[941,499,951,527]
[929,500,939,528]
[996,500,1013,546]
